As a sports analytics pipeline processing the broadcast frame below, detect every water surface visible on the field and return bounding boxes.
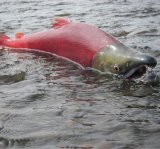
[0,0,160,149]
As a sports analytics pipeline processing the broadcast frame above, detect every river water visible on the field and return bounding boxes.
[0,0,160,149]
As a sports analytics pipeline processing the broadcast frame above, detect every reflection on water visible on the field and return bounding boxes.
[0,0,160,149]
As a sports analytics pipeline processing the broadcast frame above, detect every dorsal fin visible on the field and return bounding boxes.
[15,32,24,39]
[52,17,71,29]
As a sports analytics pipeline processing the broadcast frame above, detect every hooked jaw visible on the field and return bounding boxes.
[92,43,157,79]
[123,54,157,79]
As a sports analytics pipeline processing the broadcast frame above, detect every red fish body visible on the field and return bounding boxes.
[1,18,117,67]
[0,18,157,78]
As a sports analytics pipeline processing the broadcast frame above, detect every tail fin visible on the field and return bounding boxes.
[0,33,9,46]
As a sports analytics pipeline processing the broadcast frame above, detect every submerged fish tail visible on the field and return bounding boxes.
[0,33,9,46]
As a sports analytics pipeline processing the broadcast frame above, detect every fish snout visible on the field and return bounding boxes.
[124,54,157,79]
[138,54,157,68]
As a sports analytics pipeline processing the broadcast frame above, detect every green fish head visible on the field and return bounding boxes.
[92,43,157,79]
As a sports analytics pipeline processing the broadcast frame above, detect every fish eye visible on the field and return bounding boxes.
[113,64,120,72]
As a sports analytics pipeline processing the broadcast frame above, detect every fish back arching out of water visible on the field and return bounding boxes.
[0,17,157,79]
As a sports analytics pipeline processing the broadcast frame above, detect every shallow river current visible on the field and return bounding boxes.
[0,0,160,149]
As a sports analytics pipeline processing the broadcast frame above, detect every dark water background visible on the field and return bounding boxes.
[0,0,160,149]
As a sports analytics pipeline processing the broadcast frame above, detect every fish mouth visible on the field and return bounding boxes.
[124,65,147,79]
[123,54,157,79]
